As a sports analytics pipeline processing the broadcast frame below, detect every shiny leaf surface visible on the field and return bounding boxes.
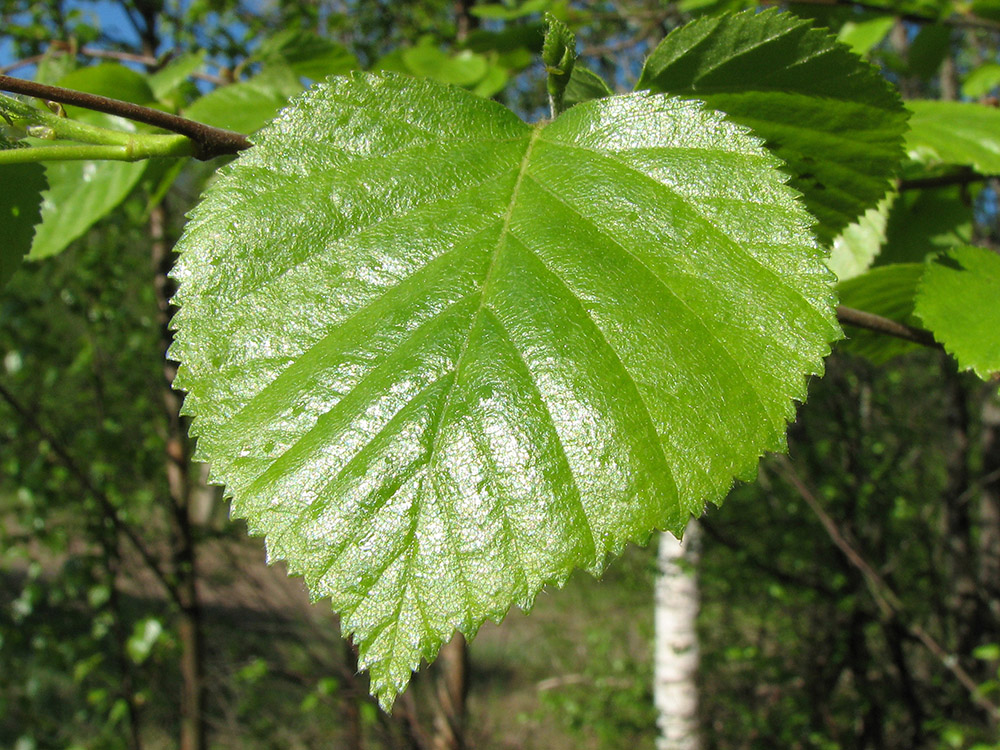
[170,73,839,707]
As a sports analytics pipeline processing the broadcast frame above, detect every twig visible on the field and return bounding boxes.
[770,0,1000,31]
[899,172,993,191]
[837,306,942,349]
[0,74,250,159]
[0,378,182,607]
[775,455,1000,721]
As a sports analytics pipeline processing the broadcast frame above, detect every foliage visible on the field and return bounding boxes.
[0,0,998,743]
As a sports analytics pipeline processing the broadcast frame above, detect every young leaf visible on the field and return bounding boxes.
[563,65,613,109]
[915,246,1000,380]
[169,73,839,707]
[636,9,907,244]
[906,101,1000,173]
[0,162,47,286]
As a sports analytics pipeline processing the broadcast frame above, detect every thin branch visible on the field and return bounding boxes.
[899,172,994,191]
[0,378,182,608]
[0,74,250,160]
[775,455,1000,722]
[837,306,942,349]
[772,0,1000,31]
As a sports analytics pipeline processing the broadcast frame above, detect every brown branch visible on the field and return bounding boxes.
[837,305,942,349]
[773,0,1000,31]
[776,455,1000,722]
[899,172,993,192]
[0,378,182,608]
[0,74,250,159]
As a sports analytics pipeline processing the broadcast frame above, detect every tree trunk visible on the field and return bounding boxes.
[654,521,701,750]
[431,633,469,750]
[151,203,208,750]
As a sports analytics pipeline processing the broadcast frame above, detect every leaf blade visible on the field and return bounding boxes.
[169,73,839,707]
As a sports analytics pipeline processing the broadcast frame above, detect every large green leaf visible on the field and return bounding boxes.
[169,73,838,707]
[0,162,47,286]
[915,246,1000,379]
[906,100,1000,173]
[636,9,907,244]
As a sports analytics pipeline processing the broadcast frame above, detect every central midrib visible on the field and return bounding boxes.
[423,125,544,478]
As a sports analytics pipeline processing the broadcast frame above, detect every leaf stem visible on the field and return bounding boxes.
[0,136,195,164]
[0,74,250,159]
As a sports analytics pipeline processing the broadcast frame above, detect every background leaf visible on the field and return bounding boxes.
[906,100,1000,173]
[563,65,614,109]
[636,9,908,244]
[915,246,1000,379]
[826,194,891,281]
[169,73,838,707]
[836,263,923,363]
[0,162,47,286]
[182,69,303,134]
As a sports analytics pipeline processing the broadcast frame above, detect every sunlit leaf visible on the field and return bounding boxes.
[906,100,1000,173]
[915,246,1000,379]
[169,73,838,707]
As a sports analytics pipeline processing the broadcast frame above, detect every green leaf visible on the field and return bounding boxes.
[879,185,973,265]
[169,73,838,707]
[149,51,207,101]
[907,24,951,79]
[0,163,47,286]
[403,41,489,86]
[636,9,908,244]
[28,113,147,260]
[182,69,303,134]
[827,194,891,282]
[915,246,1000,379]
[836,15,894,56]
[906,101,1000,173]
[836,264,923,362]
[563,65,613,109]
[55,63,155,109]
[254,30,359,81]
[962,63,1000,99]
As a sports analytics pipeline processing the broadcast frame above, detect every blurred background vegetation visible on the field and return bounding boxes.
[1,0,998,748]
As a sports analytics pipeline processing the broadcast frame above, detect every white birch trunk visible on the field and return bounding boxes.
[654,520,701,750]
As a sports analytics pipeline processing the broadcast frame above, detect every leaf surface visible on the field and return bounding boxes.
[915,246,1000,379]
[0,162,47,285]
[906,100,1000,173]
[28,113,147,260]
[169,72,838,707]
[636,9,907,244]
[836,263,922,362]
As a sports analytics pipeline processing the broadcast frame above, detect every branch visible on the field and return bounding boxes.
[775,456,1000,722]
[773,0,1000,31]
[0,74,250,160]
[899,171,994,191]
[0,378,182,608]
[837,306,942,349]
